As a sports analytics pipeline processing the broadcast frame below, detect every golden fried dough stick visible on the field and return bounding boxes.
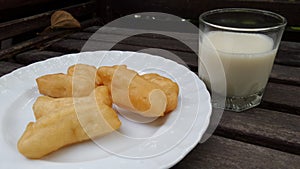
[18,87,120,159]
[33,86,112,119]
[36,64,101,98]
[67,64,102,86]
[98,65,170,117]
[142,73,179,113]
[18,105,120,159]
[36,73,73,98]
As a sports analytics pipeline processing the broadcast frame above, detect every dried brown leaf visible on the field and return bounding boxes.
[51,10,81,29]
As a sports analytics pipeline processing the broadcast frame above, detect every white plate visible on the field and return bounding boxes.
[0,51,211,169]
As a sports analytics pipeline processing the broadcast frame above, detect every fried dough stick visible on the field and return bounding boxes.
[36,64,102,97]
[141,73,179,113]
[97,65,178,117]
[18,87,120,159]
[33,86,112,119]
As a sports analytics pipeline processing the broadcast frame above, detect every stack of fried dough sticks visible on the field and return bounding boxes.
[18,64,179,159]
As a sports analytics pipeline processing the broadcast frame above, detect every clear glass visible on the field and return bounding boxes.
[198,8,286,112]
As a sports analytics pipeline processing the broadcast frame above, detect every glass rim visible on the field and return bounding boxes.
[199,8,287,32]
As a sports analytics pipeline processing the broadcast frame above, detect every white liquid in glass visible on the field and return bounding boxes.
[199,31,277,97]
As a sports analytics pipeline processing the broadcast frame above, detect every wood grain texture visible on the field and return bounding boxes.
[0,25,299,167]
[0,18,100,60]
[0,0,53,10]
[46,29,300,85]
[81,27,300,60]
[215,108,300,155]
[173,135,300,169]
[0,61,23,77]
[270,64,300,86]
[67,29,300,85]
[105,0,300,26]
[261,83,300,115]
[68,32,197,53]
[46,37,198,69]
[50,29,300,84]
[0,0,90,22]
[46,39,85,53]
[0,30,74,60]
[83,26,101,33]
[276,41,300,67]
[82,27,300,68]
[14,50,63,65]
[83,26,198,41]
[0,1,97,41]
[67,32,93,40]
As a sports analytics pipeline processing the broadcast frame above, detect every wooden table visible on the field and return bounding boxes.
[0,26,299,169]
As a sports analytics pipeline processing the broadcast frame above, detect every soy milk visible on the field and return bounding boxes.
[199,31,276,97]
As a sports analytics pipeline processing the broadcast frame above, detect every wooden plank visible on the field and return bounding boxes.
[0,30,75,60]
[261,83,300,115]
[96,0,112,24]
[276,41,300,67]
[0,0,56,22]
[68,30,300,85]
[0,18,100,60]
[0,0,97,41]
[52,31,300,84]
[104,0,300,26]
[46,38,154,55]
[14,50,63,65]
[65,0,97,20]
[46,38,198,69]
[67,28,200,67]
[82,26,198,41]
[173,135,300,169]
[85,26,299,47]
[82,27,300,61]
[51,29,300,85]
[0,13,50,41]
[0,1,92,22]
[0,61,24,77]
[67,32,93,40]
[46,39,85,53]
[215,108,300,155]
[270,64,300,86]
[82,27,300,67]
[0,0,53,10]
[68,32,197,53]
[83,25,101,33]
[112,42,198,69]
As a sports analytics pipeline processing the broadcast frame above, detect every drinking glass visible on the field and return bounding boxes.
[198,8,286,112]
